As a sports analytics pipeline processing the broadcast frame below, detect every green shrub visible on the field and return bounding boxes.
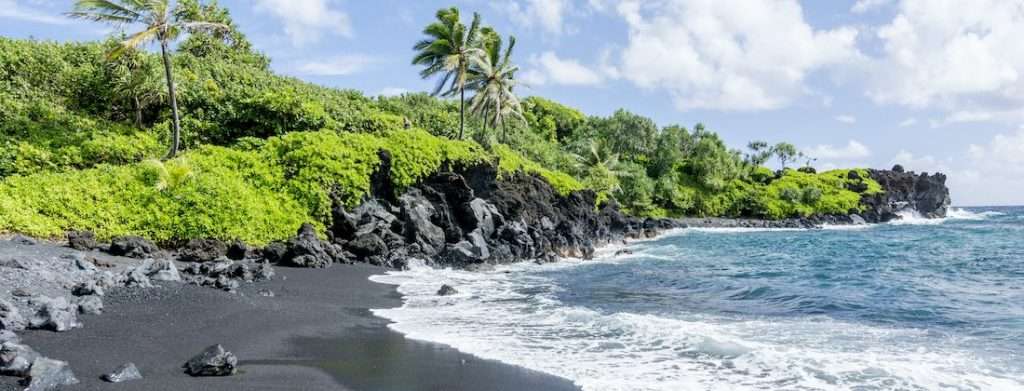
[493,144,583,196]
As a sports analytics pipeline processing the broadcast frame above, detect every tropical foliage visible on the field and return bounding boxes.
[0,2,884,245]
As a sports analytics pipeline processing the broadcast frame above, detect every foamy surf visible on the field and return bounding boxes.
[370,255,1023,391]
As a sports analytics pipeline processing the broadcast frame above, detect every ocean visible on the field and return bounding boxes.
[371,207,1024,391]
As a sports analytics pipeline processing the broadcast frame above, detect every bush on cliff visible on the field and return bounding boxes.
[0,129,550,244]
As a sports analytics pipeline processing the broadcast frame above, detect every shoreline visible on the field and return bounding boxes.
[1,259,580,391]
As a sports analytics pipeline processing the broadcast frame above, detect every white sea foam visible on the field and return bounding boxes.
[890,208,1000,225]
[370,260,1024,391]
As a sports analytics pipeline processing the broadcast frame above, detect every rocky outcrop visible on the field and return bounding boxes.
[107,236,159,259]
[307,163,659,270]
[860,166,951,223]
[184,345,237,377]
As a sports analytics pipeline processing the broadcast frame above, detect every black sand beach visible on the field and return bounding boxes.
[2,264,579,391]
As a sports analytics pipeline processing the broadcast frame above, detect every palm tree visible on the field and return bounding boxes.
[573,140,631,194]
[68,0,228,158]
[466,29,525,144]
[412,7,483,140]
[104,37,164,128]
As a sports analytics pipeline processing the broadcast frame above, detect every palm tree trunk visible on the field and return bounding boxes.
[459,87,465,140]
[160,39,182,158]
[133,96,143,129]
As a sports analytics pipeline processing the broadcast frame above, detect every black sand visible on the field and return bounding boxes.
[4,264,579,390]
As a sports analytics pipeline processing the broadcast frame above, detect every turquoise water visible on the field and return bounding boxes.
[373,207,1024,390]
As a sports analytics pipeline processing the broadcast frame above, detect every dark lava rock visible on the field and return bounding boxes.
[101,362,143,383]
[399,189,446,256]
[66,231,98,251]
[861,169,951,222]
[71,281,103,297]
[184,344,237,377]
[181,259,274,292]
[276,224,344,268]
[614,249,633,256]
[108,236,159,259]
[347,233,387,259]
[22,357,79,390]
[178,239,228,263]
[76,295,103,315]
[0,300,26,331]
[262,242,288,264]
[436,284,458,296]
[1,342,38,377]
[27,297,81,332]
[226,240,251,260]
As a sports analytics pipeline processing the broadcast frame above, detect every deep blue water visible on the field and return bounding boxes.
[374,207,1024,390]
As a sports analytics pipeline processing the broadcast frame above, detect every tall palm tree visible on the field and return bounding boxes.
[412,7,483,140]
[466,29,525,144]
[68,0,228,158]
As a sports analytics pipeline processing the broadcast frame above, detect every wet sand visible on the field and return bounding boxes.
[3,264,579,390]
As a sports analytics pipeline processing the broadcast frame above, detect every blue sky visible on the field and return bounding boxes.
[3,0,1024,206]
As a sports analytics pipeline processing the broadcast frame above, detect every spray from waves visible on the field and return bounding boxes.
[890,208,1001,225]
[370,260,1023,391]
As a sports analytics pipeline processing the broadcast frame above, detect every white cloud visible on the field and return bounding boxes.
[501,0,569,34]
[898,117,918,127]
[0,0,70,25]
[891,129,1024,206]
[612,0,860,111]
[522,52,605,87]
[254,0,351,46]
[866,0,1024,122]
[967,129,1024,174]
[835,115,857,124]
[807,140,872,160]
[293,55,373,76]
[851,0,892,13]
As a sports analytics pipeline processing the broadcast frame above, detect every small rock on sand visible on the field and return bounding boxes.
[101,362,142,383]
[183,344,237,377]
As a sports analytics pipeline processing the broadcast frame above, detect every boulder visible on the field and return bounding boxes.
[226,240,251,260]
[178,239,228,263]
[76,295,103,315]
[108,236,159,259]
[278,224,341,268]
[28,297,81,332]
[66,231,98,251]
[138,259,181,282]
[399,189,446,256]
[0,330,18,345]
[354,200,400,237]
[849,214,868,225]
[0,342,38,377]
[436,284,458,296]
[22,357,79,390]
[330,202,361,242]
[101,362,143,383]
[347,233,387,259]
[121,267,153,288]
[437,240,489,267]
[71,281,103,297]
[467,198,503,238]
[184,344,237,377]
[0,300,26,331]
[262,242,288,264]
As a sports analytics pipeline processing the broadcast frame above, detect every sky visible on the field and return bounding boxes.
[2,0,1024,206]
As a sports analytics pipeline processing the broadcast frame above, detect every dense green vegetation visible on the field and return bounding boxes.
[0,2,882,244]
